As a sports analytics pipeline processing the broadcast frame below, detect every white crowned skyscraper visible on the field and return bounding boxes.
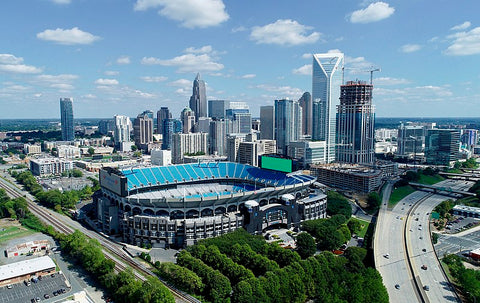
[312,53,344,163]
[189,73,207,120]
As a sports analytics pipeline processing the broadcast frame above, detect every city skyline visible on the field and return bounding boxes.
[1,1,480,119]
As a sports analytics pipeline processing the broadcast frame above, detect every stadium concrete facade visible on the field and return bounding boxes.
[95,162,326,247]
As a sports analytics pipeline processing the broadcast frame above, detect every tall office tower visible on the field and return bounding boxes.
[208,100,229,119]
[274,99,302,155]
[260,106,275,140]
[298,92,312,136]
[133,112,154,151]
[237,139,277,167]
[195,117,212,133]
[397,123,426,156]
[162,119,182,150]
[209,119,228,156]
[60,98,74,141]
[189,73,207,120]
[157,107,171,135]
[141,110,154,120]
[461,129,478,150]
[114,115,132,144]
[226,135,245,162]
[172,132,209,164]
[425,129,461,165]
[336,81,375,164]
[181,107,196,133]
[312,53,344,163]
[233,112,252,134]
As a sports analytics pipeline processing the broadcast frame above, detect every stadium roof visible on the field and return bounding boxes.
[121,162,315,192]
[0,256,55,282]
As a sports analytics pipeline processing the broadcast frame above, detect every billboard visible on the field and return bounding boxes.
[99,169,128,197]
[261,156,292,173]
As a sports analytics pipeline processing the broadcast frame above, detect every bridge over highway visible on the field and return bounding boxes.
[438,172,480,181]
[409,182,476,197]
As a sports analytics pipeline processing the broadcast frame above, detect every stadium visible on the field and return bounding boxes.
[95,161,327,247]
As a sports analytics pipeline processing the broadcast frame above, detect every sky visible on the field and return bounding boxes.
[1,0,480,119]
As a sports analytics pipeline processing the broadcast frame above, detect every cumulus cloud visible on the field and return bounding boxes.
[349,2,395,24]
[134,0,229,29]
[141,76,168,82]
[445,26,480,56]
[301,53,312,59]
[240,74,256,79]
[255,84,303,99]
[375,85,452,99]
[168,79,191,87]
[400,44,422,53]
[292,64,312,76]
[117,56,131,64]
[373,77,410,86]
[0,54,24,65]
[0,64,42,74]
[250,19,321,46]
[451,21,471,31]
[95,78,119,85]
[141,46,224,73]
[231,26,247,33]
[35,74,78,83]
[37,27,100,45]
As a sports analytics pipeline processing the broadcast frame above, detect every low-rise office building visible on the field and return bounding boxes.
[310,163,382,192]
[30,158,74,176]
[0,256,56,287]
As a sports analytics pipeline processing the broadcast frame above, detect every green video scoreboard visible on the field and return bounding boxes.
[260,156,292,173]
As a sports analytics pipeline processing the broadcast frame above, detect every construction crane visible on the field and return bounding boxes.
[342,66,381,85]
[366,67,381,85]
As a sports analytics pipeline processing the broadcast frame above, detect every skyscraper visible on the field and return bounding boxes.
[209,119,228,156]
[208,100,229,119]
[162,119,182,150]
[157,107,171,135]
[133,112,154,151]
[181,107,196,133]
[260,106,275,140]
[275,99,302,155]
[425,129,460,165]
[60,98,74,141]
[114,115,132,144]
[189,73,207,120]
[298,92,312,136]
[336,80,375,164]
[312,53,344,163]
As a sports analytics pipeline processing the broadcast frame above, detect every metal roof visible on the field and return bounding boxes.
[0,256,55,282]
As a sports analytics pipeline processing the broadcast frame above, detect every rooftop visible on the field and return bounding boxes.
[0,256,55,282]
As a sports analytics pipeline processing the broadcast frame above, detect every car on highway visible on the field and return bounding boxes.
[423,285,429,291]
[395,284,400,289]
[422,248,427,252]
[421,264,428,270]
[384,254,389,259]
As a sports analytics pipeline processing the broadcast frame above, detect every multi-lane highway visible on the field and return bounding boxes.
[375,179,471,303]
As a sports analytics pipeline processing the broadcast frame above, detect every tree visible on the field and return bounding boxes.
[296,233,316,259]
[131,145,138,152]
[88,147,95,156]
[326,191,352,218]
[347,218,363,234]
[367,192,381,210]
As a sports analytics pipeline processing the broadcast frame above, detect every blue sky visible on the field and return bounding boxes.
[1,0,479,119]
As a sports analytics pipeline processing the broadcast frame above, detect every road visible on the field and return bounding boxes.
[375,179,470,303]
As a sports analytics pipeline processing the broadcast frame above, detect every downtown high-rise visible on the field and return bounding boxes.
[312,53,344,163]
[336,81,375,164]
[60,97,74,141]
[157,107,171,135]
[274,99,302,155]
[189,73,207,120]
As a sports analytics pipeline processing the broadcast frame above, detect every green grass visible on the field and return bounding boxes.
[0,226,35,244]
[445,169,463,174]
[417,174,445,185]
[355,218,370,239]
[389,185,416,208]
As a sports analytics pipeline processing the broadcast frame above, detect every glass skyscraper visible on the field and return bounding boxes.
[60,97,74,141]
[189,73,207,120]
[274,99,302,155]
[312,53,344,163]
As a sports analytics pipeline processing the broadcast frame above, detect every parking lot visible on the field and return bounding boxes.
[444,216,479,234]
[0,273,70,303]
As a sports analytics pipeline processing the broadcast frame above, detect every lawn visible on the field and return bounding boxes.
[389,185,416,208]
[0,225,35,244]
[417,174,445,185]
[355,218,370,239]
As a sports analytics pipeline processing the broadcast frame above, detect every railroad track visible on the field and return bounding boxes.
[0,178,198,303]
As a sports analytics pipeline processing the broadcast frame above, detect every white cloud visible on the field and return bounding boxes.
[184,45,213,54]
[250,19,321,46]
[349,2,395,24]
[301,53,312,59]
[240,74,256,79]
[50,83,74,90]
[231,26,247,33]
[375,85,452,100]
[51,0,71,4]
[345,55,374,70]
[0,54,24,64]
[0,64,42,74]
[445,26,480,56]
[83,94,97,99]
[400,44,422,53]
[134,0,229,29]
[373,77,410,86]
[292,64,312,76]
[168,79,191,87]
[104,70,119,76]
[117,56,131,65]
[141,76,168,82]
[37,27,100,45]
[141,53,224,73]
[95,78,119,85]
[451,21,471,31]
[35,74,78,83]
[255,84,303,99]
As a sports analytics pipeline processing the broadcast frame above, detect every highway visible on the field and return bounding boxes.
[0,171,198,303]
[375,179,470,303]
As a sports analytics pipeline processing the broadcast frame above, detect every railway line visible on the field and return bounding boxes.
[0,178,199,303]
